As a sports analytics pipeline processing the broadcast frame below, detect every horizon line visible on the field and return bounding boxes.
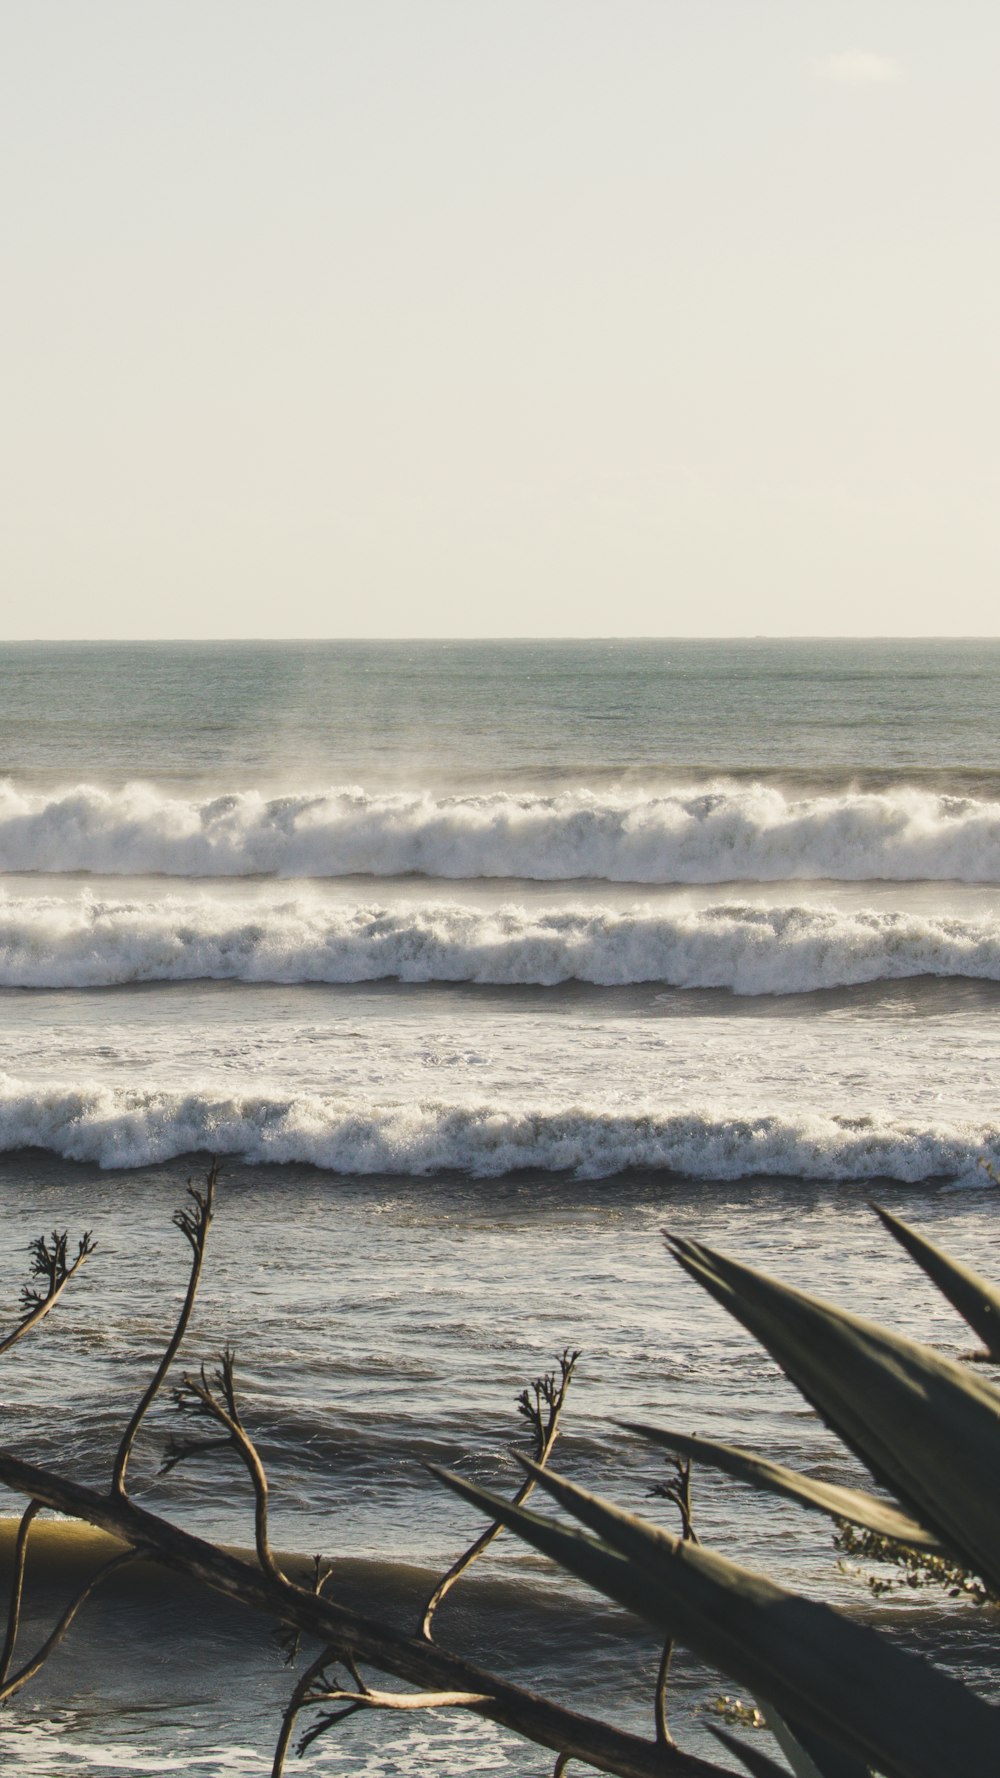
[4,634,1000,646]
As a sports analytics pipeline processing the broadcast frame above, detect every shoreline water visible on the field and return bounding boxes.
[1,1150,998,1772]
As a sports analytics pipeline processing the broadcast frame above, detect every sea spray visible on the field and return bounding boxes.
[5,890,1000,993]
[0,1076,995,1180]
[3,780,1000,882]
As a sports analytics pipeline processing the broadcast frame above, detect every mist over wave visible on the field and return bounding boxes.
[0,1076,995,1180]
[7,891,1000,994]
[5,781,1000,883]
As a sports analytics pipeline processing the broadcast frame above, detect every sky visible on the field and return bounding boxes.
[2,1,998,639]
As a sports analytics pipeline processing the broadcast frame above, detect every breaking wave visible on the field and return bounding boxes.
[4,781,1000,883]
[0,1078,995,1181]
[7,892,1000,994]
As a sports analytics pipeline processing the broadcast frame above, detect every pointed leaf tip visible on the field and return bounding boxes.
[656,1231,1000,1590]
[617,1422,939,1551]
[706,1725,790,1778]
[870,1204,1000,1363]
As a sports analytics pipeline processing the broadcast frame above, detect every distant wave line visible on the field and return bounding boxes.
[7,891,1000,993]
[5,781,1000,883]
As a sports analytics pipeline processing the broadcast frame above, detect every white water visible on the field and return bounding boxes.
[1,1073,995,1181]
[5,780,1000,882]
[5,643,1000,1777]
[4,888,1000,991]
[0,1708,510,1776]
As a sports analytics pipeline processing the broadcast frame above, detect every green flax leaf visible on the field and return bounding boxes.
[620,1422,938,1549]
[872,1204,1000,1361]
[665,1233,1000,1590]
[431,1460,1000,1778]
[706,1724,790,1777]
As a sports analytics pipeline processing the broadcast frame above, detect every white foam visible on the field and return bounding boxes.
[3,890,1000,992]
[0,1075,994,1181]
[4,780,1000,883]
[0,1712,509,1776]
[0,1720,261,1773]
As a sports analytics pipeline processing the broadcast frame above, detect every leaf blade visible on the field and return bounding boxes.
[707,1724,790,1778]
[665,1232,1000,1590]
[621,1421,938,1550]
[872,1204,1000,1361]
[431,1461,1000,1778]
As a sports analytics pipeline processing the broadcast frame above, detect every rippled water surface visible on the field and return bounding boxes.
[0,639,998,1774]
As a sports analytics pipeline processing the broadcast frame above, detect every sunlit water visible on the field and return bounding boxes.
[0,640,999,1774]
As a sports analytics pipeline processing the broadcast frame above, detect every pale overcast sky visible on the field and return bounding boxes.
[2,2,997,638]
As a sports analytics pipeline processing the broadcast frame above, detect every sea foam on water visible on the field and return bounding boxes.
[3,779,1000,881]
[2,888,1000,991]
[0,1075,995,1182]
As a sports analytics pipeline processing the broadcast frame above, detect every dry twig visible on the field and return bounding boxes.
[419,1349,580,1641]
[112,1165,217,1497]
[650,1455,697,1746]
[0,1230,95,1358]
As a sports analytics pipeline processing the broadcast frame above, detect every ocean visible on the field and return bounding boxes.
[1,637,999,1775]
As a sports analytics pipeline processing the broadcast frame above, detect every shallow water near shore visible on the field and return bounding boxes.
[1,1152,999,1772]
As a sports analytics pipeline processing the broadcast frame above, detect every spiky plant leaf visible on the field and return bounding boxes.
[714,1712,869,1778]
[665,1233,1000,1591]
[621,1423,937,1550]
[707,1722,793,1776]
[761,1705,871,1778]
[872,1205,1000,1361]
[431,1461,1000,1778]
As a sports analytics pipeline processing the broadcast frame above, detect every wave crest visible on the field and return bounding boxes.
[6,892,1000,993]
[3,781,1000,883]
[0,1078,994,1181]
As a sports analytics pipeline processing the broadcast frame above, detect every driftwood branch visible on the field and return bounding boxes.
[0,1499,41,1687]
[272,1644,340,1777]
[278,1641,494,1764]
[172,1349,287,1586]
[0,1229,104,1704]
[0,1177,727,1777]
[271,1561,350,1769]
[296,1684,495,1758]
[0,1549,137,1704]
[0,1450,724,1778]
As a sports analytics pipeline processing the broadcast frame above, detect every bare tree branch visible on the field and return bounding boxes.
[279,1643,494,1763]
[0,1550,137,1704]
[112,1165,217,1497]
[310,1684,496,1712]
[0,1449,725,1778]
[0,1231,95,1359]
[0,1174,723,1778]
[654,1640,674,1751]
[419,1349,580,1641]
[649,1455,697,1747]
[272,1644,340,1778]
[273,1555,335,1670]
[172,1349,287,1586]
[295,1699,366,1747]
[296,1683,495,1756]
[0,1499,42,1687]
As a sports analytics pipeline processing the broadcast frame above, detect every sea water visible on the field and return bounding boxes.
[1,638,999,1774]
